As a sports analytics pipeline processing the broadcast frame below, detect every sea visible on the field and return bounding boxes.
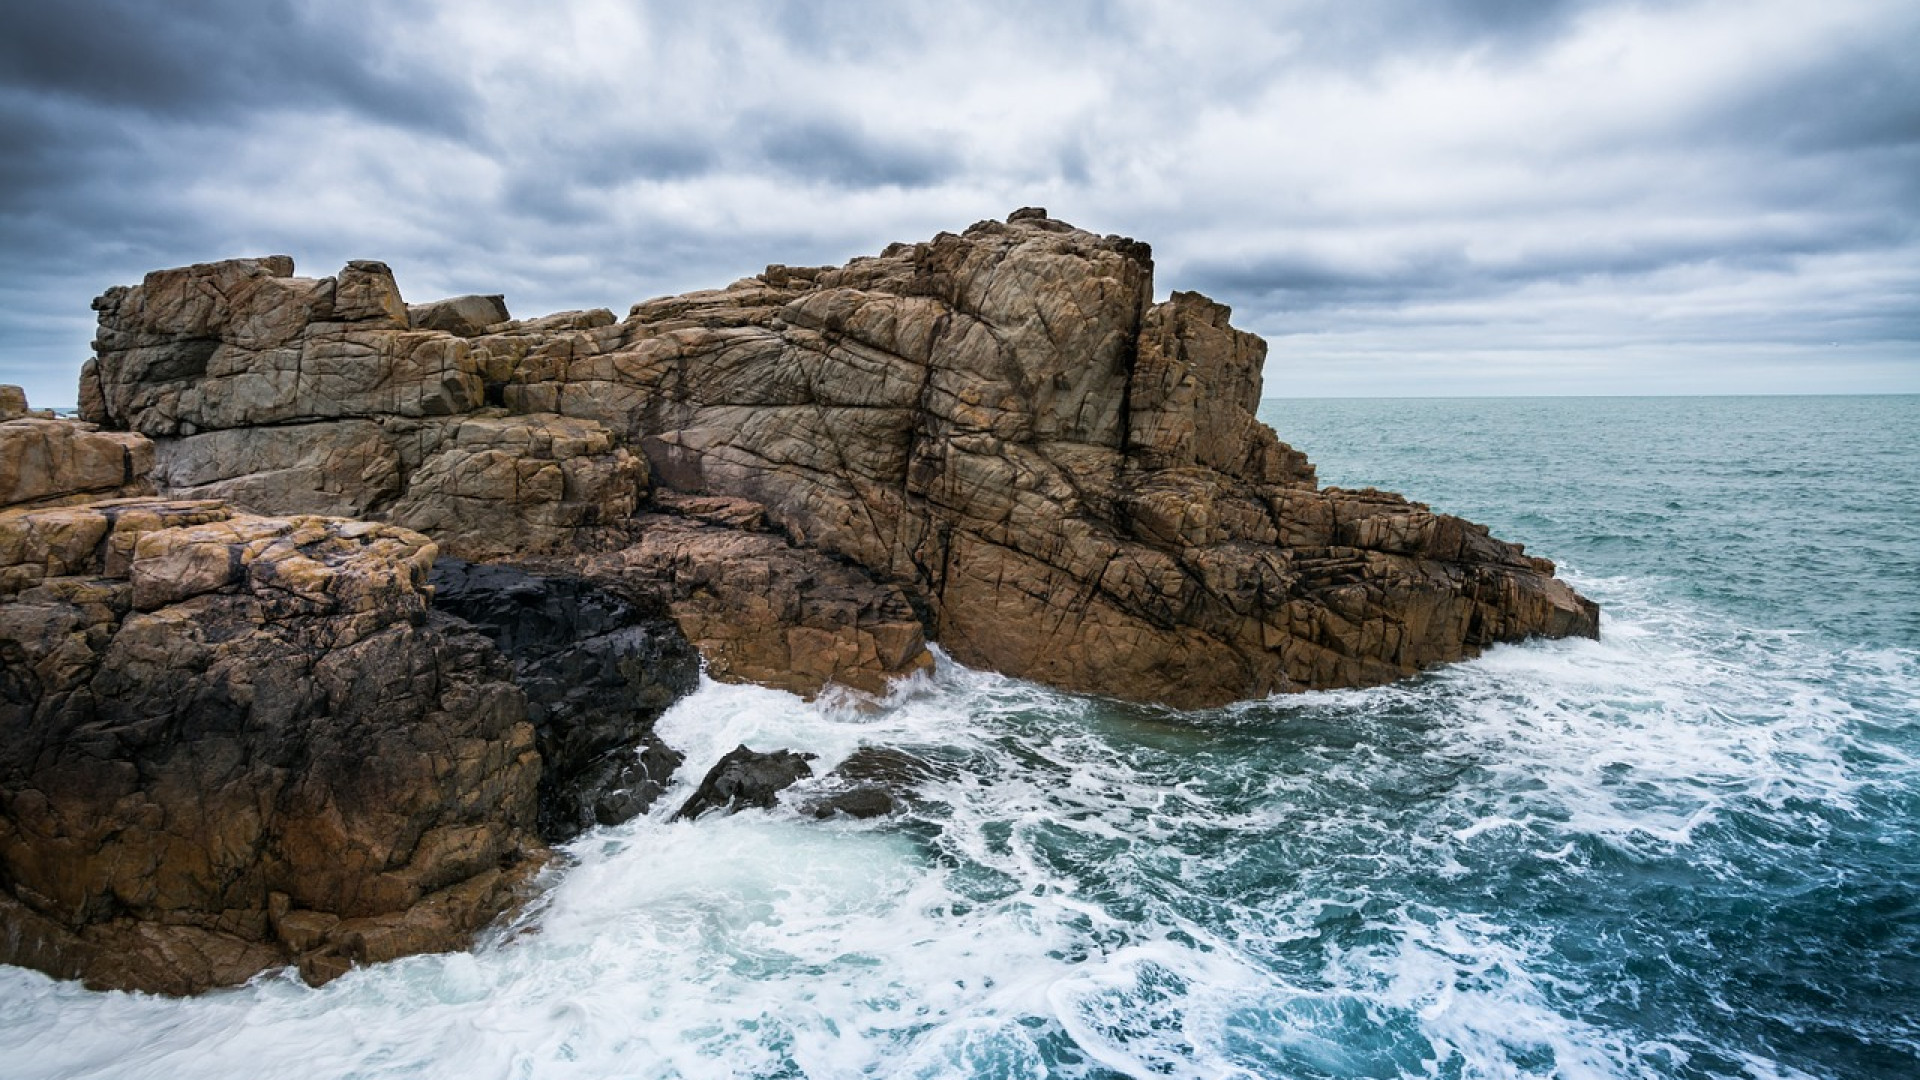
[4,395,1916,1080]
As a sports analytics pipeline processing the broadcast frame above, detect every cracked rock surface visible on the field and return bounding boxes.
[83,210,1596,708]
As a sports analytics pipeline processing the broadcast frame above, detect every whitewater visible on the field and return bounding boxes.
[5,395,1915,1079]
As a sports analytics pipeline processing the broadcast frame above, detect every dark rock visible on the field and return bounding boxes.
[673,745,817,821]
[798,746,946,819]
[806,785,896,819]
[409,294,511,337]
[427,558,699,840]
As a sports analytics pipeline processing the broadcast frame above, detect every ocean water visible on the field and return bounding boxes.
[4,395,1916,1080]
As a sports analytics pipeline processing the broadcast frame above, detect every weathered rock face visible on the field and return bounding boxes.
[425,558,699,841]
[580,499,934,699]
[86,210,1598,708]
[0,387,154,510]
[85,260,643,560]
[491,210,1597,706]
[0,497,545,993]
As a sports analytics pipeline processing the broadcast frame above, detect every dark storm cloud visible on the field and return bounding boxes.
[0,0,469,133]
[1185,214,1910,309]
[1704,30,1920,157]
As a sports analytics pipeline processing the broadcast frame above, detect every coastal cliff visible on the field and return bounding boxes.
[2,210,1597,993]
[81,208,1596,707]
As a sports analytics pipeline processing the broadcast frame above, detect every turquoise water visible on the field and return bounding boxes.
[4,396,1916,1079]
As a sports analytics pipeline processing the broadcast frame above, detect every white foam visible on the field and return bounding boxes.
[4,580,1912,1078]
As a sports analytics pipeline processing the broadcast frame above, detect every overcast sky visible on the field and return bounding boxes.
[3,0,1916,407]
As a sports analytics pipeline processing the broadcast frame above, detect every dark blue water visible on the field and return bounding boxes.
[5,396,1916,1079]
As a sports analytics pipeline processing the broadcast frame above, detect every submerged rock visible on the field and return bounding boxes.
[672,745,817,821]
[797,746,948,820]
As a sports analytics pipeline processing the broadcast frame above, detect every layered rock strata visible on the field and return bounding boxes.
[82,210,1596,709]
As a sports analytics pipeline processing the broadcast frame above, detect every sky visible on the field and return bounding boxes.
[2,0,1916,407]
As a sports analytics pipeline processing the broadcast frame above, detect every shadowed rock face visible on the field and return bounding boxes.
[426,558,699,841]
[83,210,1597,708]
[0,391,700,993]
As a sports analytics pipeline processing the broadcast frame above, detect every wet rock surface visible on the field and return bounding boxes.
[427,558,699,840]
[798,746,947,820]
[672,746,818,821]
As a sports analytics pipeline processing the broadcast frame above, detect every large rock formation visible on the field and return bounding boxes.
[0,211,1601,994]
[79,209,1595,708]
[0,492,545,993]
[0,393,698,993]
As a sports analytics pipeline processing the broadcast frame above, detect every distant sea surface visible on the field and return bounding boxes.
[6,396,1917,1079]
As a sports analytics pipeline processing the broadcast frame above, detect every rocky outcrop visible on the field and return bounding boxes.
[0,210,1603,995]
[83,210,1598,708]
[84,260,642,559]
[672,746,817,821]
[425,559,698,840]
[494,211,1596,706]
[0,496,545,993]
[1,387,154,510]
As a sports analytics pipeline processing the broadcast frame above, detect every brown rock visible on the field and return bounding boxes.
[83,212,1598,709]
[386,413,646,558]
[582,510,934,699]
[1,405,155,510]
[501,210,1596,706]
[87,256,483,435]
[0,501,546,994]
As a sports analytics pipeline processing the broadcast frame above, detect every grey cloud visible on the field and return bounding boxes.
[750,116,960,189]
[1707,33,1920,159]
[1184,218,1908,312]
[2,0,1917,407]
[0,0,470,135]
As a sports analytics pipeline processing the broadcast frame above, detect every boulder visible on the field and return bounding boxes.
[408,294,511,337]
[672,745,817,821]
[0,392,155,510]
[86,256,481,435]
[0,384,31,420]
